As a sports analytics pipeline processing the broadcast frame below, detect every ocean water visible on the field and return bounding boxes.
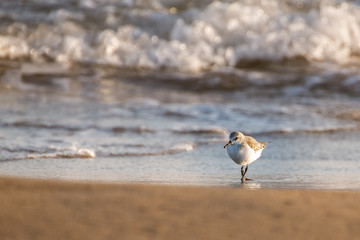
[1,0,360,190]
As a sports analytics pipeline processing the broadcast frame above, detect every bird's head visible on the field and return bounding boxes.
[223,131,245,148]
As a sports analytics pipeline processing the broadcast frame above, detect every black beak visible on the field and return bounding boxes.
[224,141,232,148]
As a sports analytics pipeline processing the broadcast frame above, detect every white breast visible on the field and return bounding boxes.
[226,143,263,166]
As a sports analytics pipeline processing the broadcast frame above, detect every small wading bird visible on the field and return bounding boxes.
[224,131,269,183]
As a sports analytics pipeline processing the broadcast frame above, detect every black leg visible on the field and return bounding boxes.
[244,165,253,181]
[241,166,244,183]
[244,165,248,176]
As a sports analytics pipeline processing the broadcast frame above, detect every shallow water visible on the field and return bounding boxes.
[1,0,360,190]
[1,130,360,190]
[1,75,360,190]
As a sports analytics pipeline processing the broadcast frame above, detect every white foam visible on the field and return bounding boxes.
[170,143,194,152]
[0,36,29,60]
[2,0,360,71]
[27,147,96,159]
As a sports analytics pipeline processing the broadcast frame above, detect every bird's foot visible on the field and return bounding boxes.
[244,177,253,181]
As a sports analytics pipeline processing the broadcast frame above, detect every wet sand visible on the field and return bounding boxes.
[0,177,359,240]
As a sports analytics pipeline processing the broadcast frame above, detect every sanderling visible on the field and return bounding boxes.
[224,131,269,183]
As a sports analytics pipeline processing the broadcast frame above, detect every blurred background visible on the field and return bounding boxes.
[0,0,360,189]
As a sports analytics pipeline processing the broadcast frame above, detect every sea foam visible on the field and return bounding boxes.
[27,147,96,159]
[1,0,360,72]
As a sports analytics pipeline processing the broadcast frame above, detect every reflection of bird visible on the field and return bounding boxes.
[224,131,268,183]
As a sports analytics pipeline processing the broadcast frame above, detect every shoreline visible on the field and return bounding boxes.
[0,176,359,240]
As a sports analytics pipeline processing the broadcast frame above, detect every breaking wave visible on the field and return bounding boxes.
[1,0,360,72]
[27,147,96,159]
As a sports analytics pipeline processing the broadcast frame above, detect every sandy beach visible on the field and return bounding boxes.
[0,177,359,240]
